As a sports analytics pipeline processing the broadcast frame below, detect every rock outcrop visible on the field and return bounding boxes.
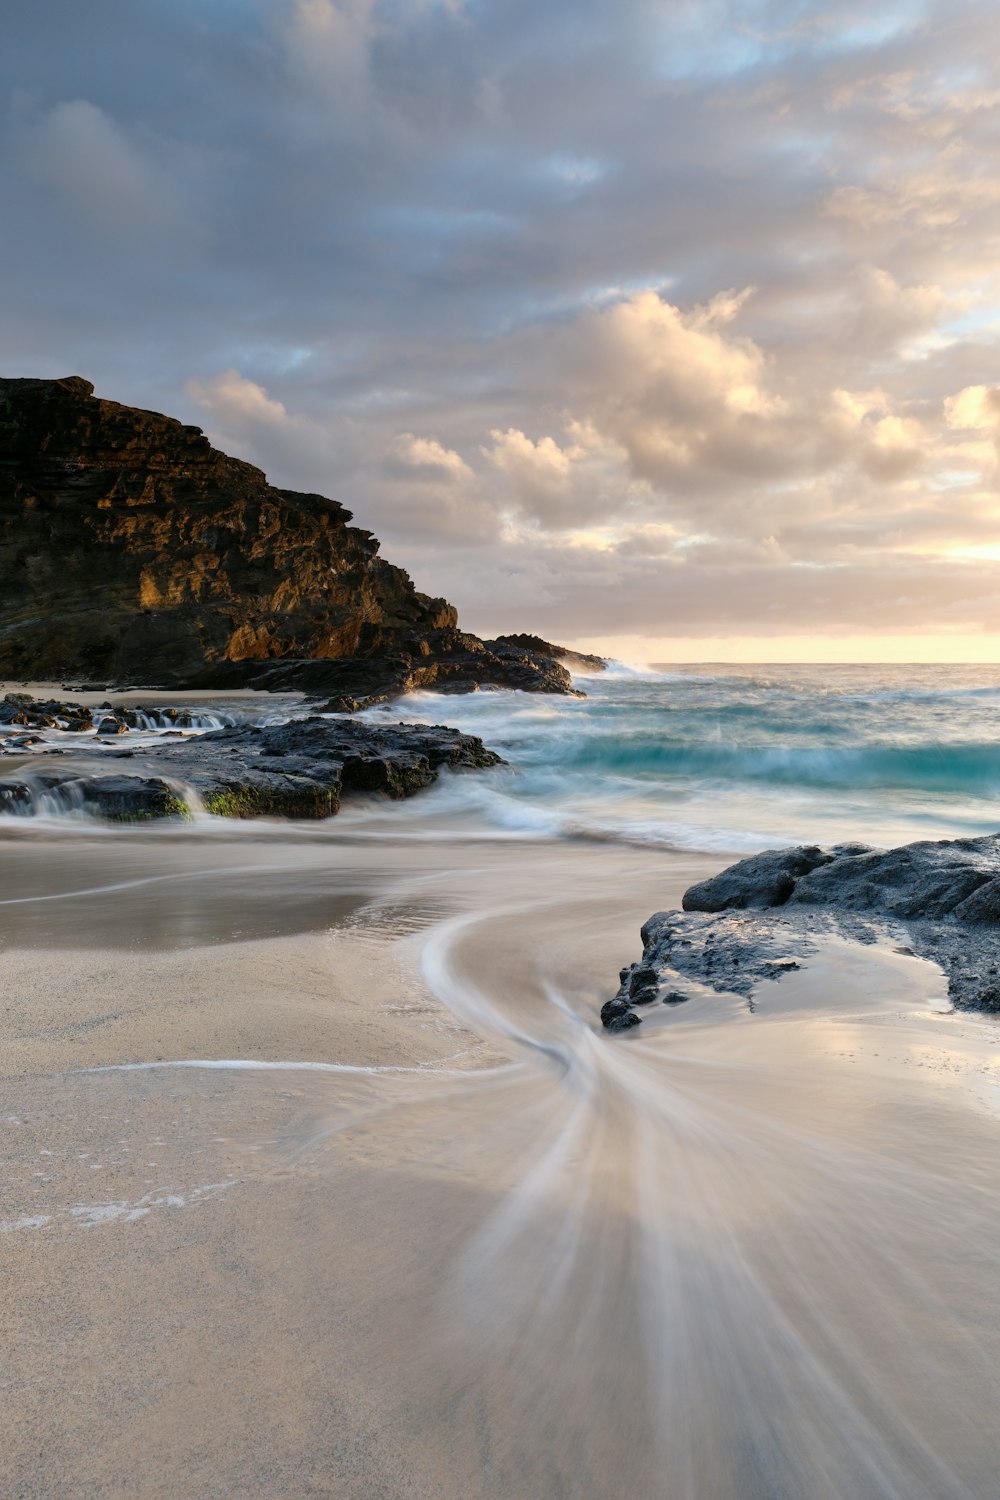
[0,376,579,700]
[0,713,502,821]
[246,629,580,709]
[491,634,607,673]
[603,833,1000,1030]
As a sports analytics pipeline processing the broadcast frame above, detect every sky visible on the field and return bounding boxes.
[3,0,1000,662]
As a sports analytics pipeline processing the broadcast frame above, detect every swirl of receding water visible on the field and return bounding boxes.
[7,808,1000,1498]
[404,896,1000,1499]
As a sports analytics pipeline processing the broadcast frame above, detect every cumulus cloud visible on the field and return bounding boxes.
[945,385,1000,429]
[186,370,289,429]
[485,428,573,496]
[394,434,473,484]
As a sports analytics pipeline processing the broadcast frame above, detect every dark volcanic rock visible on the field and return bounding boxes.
[488,633,608,673]
[686,836,1000,921]
[604,832,1000,1029]
[0,376,463,686]
[0,715,503,821]
[682,845,834,911]
[0,771,187,821]
[252,629,582,709]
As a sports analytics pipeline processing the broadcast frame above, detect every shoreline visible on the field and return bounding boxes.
[6,678,1000,1496]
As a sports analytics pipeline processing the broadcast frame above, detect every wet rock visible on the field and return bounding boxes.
[0,715,504,823]
[0,783,32,812]
[605,831,1000,1029]
[601,997,642,1032]
[97,718,129,735]
[260,628,583,707]
[627,965,660,997]
[80,777,190,820]
[606,1010,642,1033]
[0,772,188,820]
[489,633,608,673]
[683,846,833,911]
[954,878,1000,922]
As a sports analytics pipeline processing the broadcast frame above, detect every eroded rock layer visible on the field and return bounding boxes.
[0,375,460,685]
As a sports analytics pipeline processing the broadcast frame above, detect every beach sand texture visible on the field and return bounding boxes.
[4,809,1000,1499]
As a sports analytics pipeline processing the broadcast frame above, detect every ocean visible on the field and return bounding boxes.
[5,663,1000,854]
[372,662,1000,853]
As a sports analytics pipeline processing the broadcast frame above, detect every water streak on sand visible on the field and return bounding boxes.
[82,1058,499,1077]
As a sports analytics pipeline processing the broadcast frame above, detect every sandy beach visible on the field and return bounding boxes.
[4,794,1000,1500]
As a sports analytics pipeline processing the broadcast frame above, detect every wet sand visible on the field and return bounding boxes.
[4,806,1000,1498]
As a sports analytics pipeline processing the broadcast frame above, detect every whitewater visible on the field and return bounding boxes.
[363,661,1000,852]
[4,663,1000,1499]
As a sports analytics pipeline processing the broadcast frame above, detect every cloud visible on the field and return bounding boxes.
[394,433,473,483]
[5,0,1000,648]
[283,0,376,121]
[485,428,573,497]
[186,370,289,429]
[945,385,1000,429]
[16,99,174,233]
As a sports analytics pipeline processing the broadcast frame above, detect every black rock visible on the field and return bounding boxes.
[0,714,504,822]
[601,996,633,1026]
[683,845,833,911]
[488,633,608,674]
[607,831,1000,1026]
[605,1009,642,1033]
[246,628,585,708]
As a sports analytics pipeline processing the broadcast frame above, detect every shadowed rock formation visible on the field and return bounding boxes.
[0,713,502,821]
[491,634,607,673]
[246,630,580,709]
[0,376,578,699]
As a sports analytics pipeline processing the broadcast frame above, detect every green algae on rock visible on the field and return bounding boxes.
[0,714,503,822]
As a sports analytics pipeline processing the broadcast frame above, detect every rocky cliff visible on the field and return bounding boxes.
[0,376,565,695]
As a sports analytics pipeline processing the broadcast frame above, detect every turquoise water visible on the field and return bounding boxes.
[375,663,1000,854]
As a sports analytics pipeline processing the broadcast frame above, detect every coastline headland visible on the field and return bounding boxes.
[0,374,610,818]
[0,375,596,706]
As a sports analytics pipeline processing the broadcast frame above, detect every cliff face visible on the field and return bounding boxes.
[0,376,456,683]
